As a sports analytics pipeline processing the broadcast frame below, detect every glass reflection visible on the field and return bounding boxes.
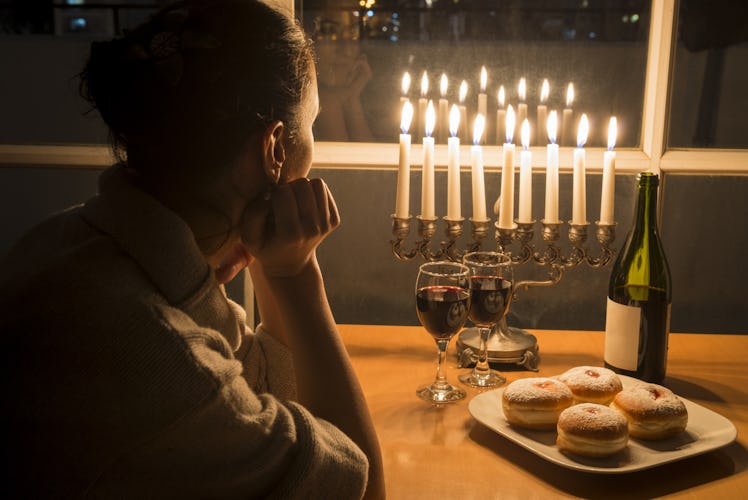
[299,0,650,147]
[669,0,748,149]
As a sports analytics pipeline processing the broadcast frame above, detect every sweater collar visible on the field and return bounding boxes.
[81,164,213,306]
[80,165,243,350]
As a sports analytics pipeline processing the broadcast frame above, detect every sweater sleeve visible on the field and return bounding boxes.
[226,297,298,401]
[88,309,368,500]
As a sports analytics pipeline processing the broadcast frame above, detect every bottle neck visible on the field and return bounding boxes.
[632,173,659,234]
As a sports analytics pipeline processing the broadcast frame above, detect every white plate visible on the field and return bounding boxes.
[468,375,738,474]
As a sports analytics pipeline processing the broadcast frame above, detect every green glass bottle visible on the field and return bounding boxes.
[604,172,672,383]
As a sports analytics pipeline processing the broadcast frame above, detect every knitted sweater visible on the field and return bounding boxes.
[0,165,367,499]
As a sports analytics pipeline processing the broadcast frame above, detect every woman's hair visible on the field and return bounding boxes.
[80,0,314,188]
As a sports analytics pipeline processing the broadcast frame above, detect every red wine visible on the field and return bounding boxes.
[469,276,512,326]
[416,285,470,340]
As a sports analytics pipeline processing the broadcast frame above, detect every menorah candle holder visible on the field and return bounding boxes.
[391,213,617,371]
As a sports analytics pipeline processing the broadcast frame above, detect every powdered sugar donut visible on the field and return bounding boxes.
[556,366,623,404]
[556,403,629,457]
[502,377,574,430]
[611,383,688,440]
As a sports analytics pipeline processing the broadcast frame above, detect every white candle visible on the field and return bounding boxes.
[499,105,516,229]
[517,77,527,138]
[544,110,560,223]
[572,113,589,225]
[536,78,549,137]
[471,114,487,220]
[561,82,574,147]
[417,71,428,142]
[396,101,413,218]
[421,101,436,218]
[477,66,488,133]
[600,117,617,224]
[495,85,505,146]
[438,73,449,143]
[447,105,461,220]
[458,80,469,144]
[518,119,532,223]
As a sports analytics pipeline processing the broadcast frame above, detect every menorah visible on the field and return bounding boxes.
[391,211,617,371]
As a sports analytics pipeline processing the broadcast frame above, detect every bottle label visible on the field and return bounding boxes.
[604,298,641,371]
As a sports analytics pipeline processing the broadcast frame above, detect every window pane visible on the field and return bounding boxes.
[299,0,650,147]
[668,0,748,149]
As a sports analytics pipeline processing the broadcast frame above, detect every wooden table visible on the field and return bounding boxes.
[339,325,748,499]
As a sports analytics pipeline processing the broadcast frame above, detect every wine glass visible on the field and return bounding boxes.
[459,251,513,388]
[415,261,471,403]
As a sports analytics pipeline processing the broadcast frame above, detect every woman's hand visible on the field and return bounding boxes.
[238,178,340,278]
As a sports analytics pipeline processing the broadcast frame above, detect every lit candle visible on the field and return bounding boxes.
[417,71,429,142]
[437,73,449,143]
[498,105,516,229]
[544,111,560,223]
[562,82,574,147]
[517,77,527,138]
[600,117,617,224]
[400,72,411,105]
[495,85,506,146]
[458,80,469,144]
[572,113,589,225]
[395,100,413,219]
[536,78,549,137]
[471,114,487,220]
[477,66,488,139]
[518,119,532,223]
[447,105,461,220]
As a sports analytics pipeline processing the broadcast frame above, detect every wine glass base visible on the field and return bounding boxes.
[416,383,466,403]
[459,370,506,388]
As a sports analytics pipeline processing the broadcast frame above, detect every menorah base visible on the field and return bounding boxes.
[456,325,540,372]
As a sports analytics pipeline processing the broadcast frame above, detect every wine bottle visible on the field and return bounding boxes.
[604,172,672,383]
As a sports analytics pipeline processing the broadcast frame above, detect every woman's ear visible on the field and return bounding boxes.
[262,120,285,184]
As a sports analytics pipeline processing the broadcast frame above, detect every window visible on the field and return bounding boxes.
[300,0,651,148]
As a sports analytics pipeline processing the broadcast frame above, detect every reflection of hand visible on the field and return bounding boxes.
[239,178,341,278]
[344,54,372,101]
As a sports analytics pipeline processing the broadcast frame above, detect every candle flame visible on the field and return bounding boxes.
[449,104,460,137]
[401,72,411,96]
[473,114,485,145]
[547,110,558,144]
[425,100,436,137]
[498,85,505,107]
[566,82,574,107]
[480,66,487,92]
[505,104,515,143]
[608,117,617,150]
[518,77,526,101]
[540,79,550,103]
[400,100,413,134]
[420,71,429,97]
[440,73,448,97]
[521,119,530,149]
[459,80,468,103]
[577,113,589,148]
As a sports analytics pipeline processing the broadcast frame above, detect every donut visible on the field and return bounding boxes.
[502,377,574,430]
[556,403,629,457]
[556,366,623,404]
[611,383,688,440]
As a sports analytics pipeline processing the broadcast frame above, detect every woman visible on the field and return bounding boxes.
[0,1,384,498]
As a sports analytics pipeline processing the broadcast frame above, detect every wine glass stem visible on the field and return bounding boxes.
[434,339,449,389]
[474,326,491,374]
